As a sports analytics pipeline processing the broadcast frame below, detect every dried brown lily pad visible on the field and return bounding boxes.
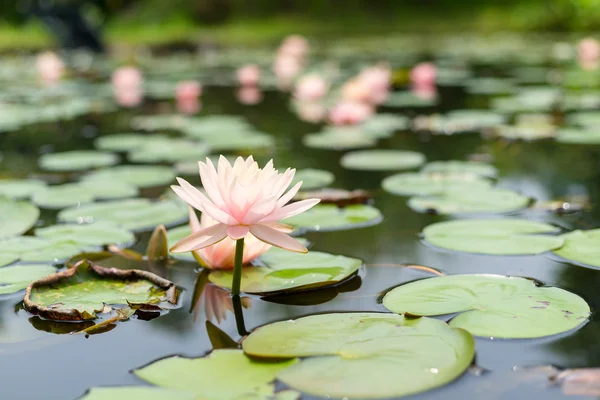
[24,260,179,321]
[293,188,371,206]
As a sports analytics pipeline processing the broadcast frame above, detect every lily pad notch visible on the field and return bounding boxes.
[24,260,179,320]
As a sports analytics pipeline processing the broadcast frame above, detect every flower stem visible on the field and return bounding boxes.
[232,238,245,296]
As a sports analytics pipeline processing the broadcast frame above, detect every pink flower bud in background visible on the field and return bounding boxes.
[358,65,392,93]
[578,37,600,70]
[236,64,261,87]
[175,81,202,114]
[341,79,372,103]
[410,62,437,87]
[412,84,438,101]
[295,101,327,123]
[36,51,64,85]
[328,101,374,126]
[236,86,263,105]
[278,35,310,59]
[112,66,143,107]
[273,55,303,88]
[294,74,329,101]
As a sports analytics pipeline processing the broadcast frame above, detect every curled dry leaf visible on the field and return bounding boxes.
[24,260,179,321]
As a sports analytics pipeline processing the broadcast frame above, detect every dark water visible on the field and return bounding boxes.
[1,85,600,400]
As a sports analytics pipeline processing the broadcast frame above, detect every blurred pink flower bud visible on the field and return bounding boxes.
[295,101,327,123]
[411,62,437,87]
[341,79,372,103]
[278,35,309,59]
[578,37,600,70]
[328,101,374,125]
[112,66,143,107]
[236,86,263,105]
[236,64,261,87]
[294,74,329,101]
[412,84,438,101]
[36,51,64,84]
[358,65,392,93]
[176,80,202,101]
[274,55,302,87]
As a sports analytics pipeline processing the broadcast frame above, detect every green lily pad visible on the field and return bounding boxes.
[0,264,57,295]
[286,204,382,232]
[566,111,600,128]
[128,138,210,163]
[340,150,426,171]
[133,350,298,400]
[465,77,516,95]
[0,179,46,199]
[243,313,474,399]
[58,198,188,231]
[209,250,361,294]
[0,255,17,267]
[291,168,334,190]
[0,236,86,263]
[131,114,186,131]
[79,179,139,200]
[557,128,600,144]
[491,87,560,113]
[303,128,377,150]
[553,229,600,268]
[24,260,178,320]
[83,165,175,188]
[0,197,40,239]
[35,221,134,247]
[422,218,564,255]
[31,183,95,209]
[360,113,410,136]
[443,110,506,132]
[200,132,275,152]
[165,225,196,262]
[182,115,253,137]
[39,150,119,172]
[383,274,590,339]
[493,124,557,141]
[81,387,196,400]
[94,133,170,152]
[422,161,497,178]
[408,187,530,214]
[384,90,439,108]
[382,172,492,197]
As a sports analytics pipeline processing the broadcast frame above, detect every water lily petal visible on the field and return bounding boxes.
[276,181,302,208]
[189,207,201,232]
[170,222,229,252]
[262,198,321,222]
[250,224,308,253]
[227,225,250,240]
[171,184,204,212]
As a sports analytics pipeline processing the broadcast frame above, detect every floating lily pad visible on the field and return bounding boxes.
[493,124,557,141]
[443,110,506,132]
[243,313,474,399]
[383,274,590,339]
[0,264,57,295]
[79,179,139,200]
[165,225,195,262]
[201,132,275,152]
[303,127,377,150]
[94,133,170,152]
[340,150,426,171]
[39,150,119,172]
[286,204,382,232]
[0,197,40,239]
[360,114,410,136]
[465,77,516,95]
[128,138,210,163]
[0,179,46,199]
[83,165,175,188]
[384,90,438,108]
[0,256,17,267]
[32,183,95,209]
[422,219,564,255]
[566,111,600,128]
[133,350,298,400]
[0,236,86,263]
[35,221,134,248]
[382,172,492,197]
[24,260,178,320]
[557,128,600,144]
[422,161,497,178]
[82,387,196,400]
[58,198,188,231]
[291,168,334,190]
[182,115,253,137]
[209,250,361,294]
[408,187,530,214]
[553,229,600,268]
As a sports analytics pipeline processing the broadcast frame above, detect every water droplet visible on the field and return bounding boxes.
[430,368,439,374]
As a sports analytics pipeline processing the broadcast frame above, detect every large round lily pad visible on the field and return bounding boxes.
[422,219,564,255]
[133,349,298,400]
[209,249,361,294]
[35,221,135,248]
[200,131,275,152]
[291,168,334,190]
[553,229,600,268]
[0,264,57,295]
[82,387,196,400]
[303,128,377,150]
[24,260,178,320]
[83,165,175,188]
[361,113,410,135]
[31,183,95,209]
[128,138,210,163]
[384,90,438,108]
[382,172,492,197]
[39,150,119,172]
[243,313,474,399]
[0,197,40,239]
[286,204,382,232]
[0,179,46,199]
[422,161,497,178]
[408,187,530,214]
[94,133,170,152]
[0,236,85,263]
[556,128,600,145]
[58,198,187,231]
[340,150,426,171]
[383,274,590,339]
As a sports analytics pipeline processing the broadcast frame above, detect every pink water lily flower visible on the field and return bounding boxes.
[236,64,261,87]
[170,156,320,254]
[411,62,437,87]
[188,207,271,269]
[36,51,64,84]
[294,74,329,101]
[578,37,600,70]
[329,101,374,125]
